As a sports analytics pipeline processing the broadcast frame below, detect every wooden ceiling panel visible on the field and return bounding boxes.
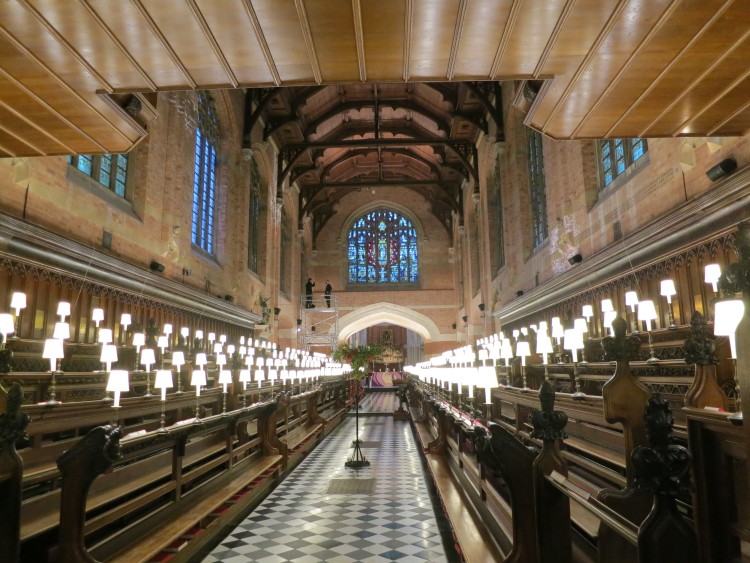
[0,105,63,155]
[542,0,676,138]
[87,0,206,88]
[195,0,277,86]
[0,34,139,153]
[0,73,101,154]
[493,0,569,78]
[682,75,750,137]
[574,0,727,138]
[361,0,405,80]
[251,0,316,83]
[140,0,232,87]
[409,0,461,80]
[1,2,750,154]
[601,1,750,137]
[27,0,151,91]
[305,0,359,82]
[528,0,622,131]
[653,45,750,136]
[454,0,513,78]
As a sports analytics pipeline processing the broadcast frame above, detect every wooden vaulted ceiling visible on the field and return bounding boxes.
[0,0,749,159]
[256,82,492,234]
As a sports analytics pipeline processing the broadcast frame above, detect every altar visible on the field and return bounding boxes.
[369,370,403,388]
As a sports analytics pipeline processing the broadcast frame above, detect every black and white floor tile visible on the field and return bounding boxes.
[203,406,448,562]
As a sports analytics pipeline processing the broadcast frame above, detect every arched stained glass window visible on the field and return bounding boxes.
[347,210,418,284]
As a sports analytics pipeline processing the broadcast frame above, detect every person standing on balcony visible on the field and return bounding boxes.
[305,277,315,308]
[325,280,332,308]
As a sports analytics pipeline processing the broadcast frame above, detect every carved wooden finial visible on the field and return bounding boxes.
[601,314,640,362]
[530,380,568,442]
[632,395,692,496]
[683,311,717,366]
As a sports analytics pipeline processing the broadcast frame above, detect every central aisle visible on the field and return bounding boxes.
[203,401,448,562]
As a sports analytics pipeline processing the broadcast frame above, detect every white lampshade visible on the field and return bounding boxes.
[601,299,614,313]
[191,370,207,395]
[195,353,207,366]
[521,327,529,336]
[516,341,531,367]
[582,305,593,319]
[171,351,185,368]
[208,332,216,342]
[10,292,26,313]
[239,345,247,356]
[155,369,173,388]
[477,365,498,404]
[163,323,173,335]
[625,291,639,308]
[240,336,246,345]
[512,329,519,339]
[42,338,64,371]
[57,301,71,319]
[195,330,204,340]
[141,348,156,370]
[255,368,265,382]
[0,313,15,338]
[181,326,190,338]
[563,328,584,362]
[239,369,251,385]
[714,299,745,359]
[214,342,223,354]
[637,300,657,331]
[98,328,113,344]
[92,307,105,325]
[219,369,233,386]
[574,317,588,334]
[705,264,721,292]
[219,334,227,343]
[660,279,677,302]
[157,335,168,350]
[538,321,548,333]
[551,322,565,339]
[132,332,145,349]
[120,313,131,327]
[536,333,554,361]
[217,353,227,366]
[100,344,118,365]
[106,370,129,407]
[500,338,514,362]
[154,369,173,401]
[53,322,70,340]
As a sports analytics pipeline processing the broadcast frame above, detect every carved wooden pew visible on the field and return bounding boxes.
[18,397,283,563]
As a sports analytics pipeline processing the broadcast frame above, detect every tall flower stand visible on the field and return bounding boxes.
[346,378,369,469]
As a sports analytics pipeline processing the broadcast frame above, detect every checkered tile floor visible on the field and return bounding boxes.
[356,392,398,414]
[203,414,449,562]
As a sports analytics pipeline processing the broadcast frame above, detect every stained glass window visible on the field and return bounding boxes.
[191,92,219,255]
[67,153,129,198]
[599,138,648,188]
[528,128,548,248]
[347,209,418,284]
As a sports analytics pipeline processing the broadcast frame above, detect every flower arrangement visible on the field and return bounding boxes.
[332,342,384,377]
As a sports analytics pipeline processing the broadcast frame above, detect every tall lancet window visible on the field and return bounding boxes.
[191,92,219,254]
[347,209,419,284]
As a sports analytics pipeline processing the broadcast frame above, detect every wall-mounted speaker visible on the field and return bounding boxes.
[568,253,582,265]
[149,260,165,272]
[516,290,524,297]
[706,158,737,182]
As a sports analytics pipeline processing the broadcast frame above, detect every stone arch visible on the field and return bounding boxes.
[336,302,441,343]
